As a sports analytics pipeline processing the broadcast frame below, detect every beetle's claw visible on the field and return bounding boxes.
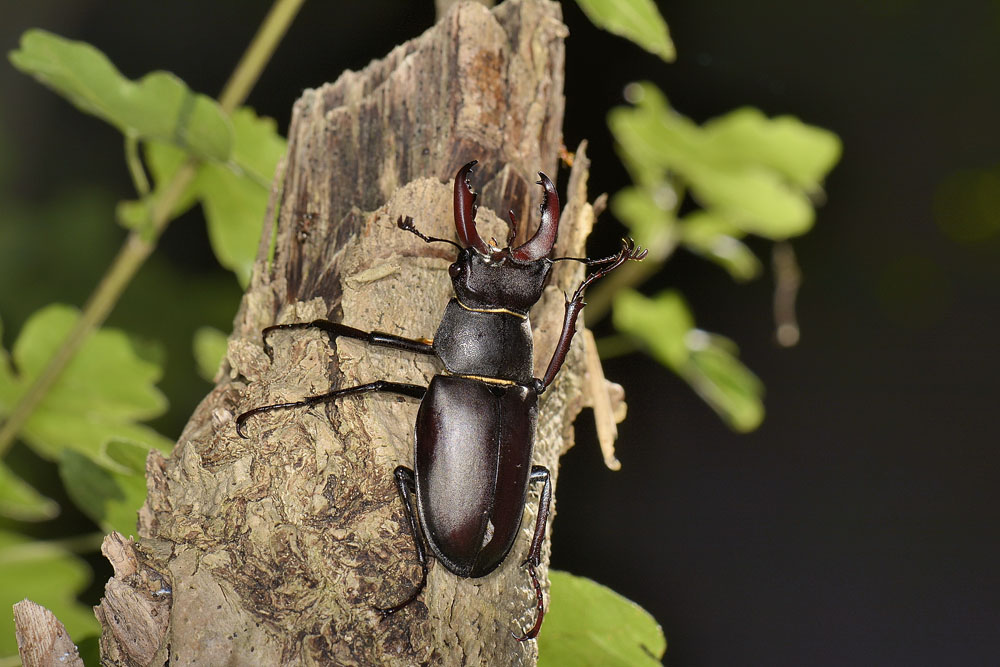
[512,559,545,641]
[620,236,648,262]
[235,413,251,439]
[372,603,398,620]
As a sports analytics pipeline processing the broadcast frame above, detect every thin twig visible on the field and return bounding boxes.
[772,241,802,347]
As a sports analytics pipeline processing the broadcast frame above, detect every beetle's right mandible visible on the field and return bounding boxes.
[454,160,490,255]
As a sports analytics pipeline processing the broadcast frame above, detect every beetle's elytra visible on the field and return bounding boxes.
[237,161,645,640]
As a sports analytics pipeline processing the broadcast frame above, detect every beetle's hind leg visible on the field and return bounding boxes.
[374,466,430,618]
[235,381,426,438]
[513,465,552,642]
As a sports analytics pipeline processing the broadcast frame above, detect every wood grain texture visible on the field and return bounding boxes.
[14,600,85,667]
[93,1,610,664]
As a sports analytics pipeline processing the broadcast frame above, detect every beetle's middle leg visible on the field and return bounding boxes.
[235,381,426,438]
[513,465,552,642]
[261,320,435,359]
[373,465,429,618]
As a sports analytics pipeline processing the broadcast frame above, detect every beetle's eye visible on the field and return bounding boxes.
[449,262,463,279]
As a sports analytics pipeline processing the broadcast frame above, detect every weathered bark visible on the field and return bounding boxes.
[94,1,612,664]
[13,600,85,667]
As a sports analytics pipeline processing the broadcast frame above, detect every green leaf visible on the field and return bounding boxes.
[612,289,692,369]
[228,107,287,185]
[116,140,196,231]
[60,447,147,535]
[196,162,267,285]
[575,0,675,62]
[609,186,677,252]
[196,108,285,285]
[193,326,229,382]
[703,107,842,192]
[538,570,666,666]
[679,211,762,281]
[0,304,172,465]
[119,108,284,283]
[609,83,841,240]
[9,29,232,161]
[0,531,99,660]
[612,289,764,431]
[0,460,59,521]
[687,333,765,432]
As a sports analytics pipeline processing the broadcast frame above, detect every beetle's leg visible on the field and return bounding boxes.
[534,239,648,394]
[261,319,435,360]
[373,465,430,618]
[513,465,552,642]
[235,381,426,438]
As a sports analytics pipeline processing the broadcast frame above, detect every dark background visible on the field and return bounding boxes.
[3,1,999,665]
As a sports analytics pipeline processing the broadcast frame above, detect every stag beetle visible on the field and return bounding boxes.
[236,161,645,640]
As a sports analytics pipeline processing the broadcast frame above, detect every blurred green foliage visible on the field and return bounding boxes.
[573,0,675,61]
[0,29,282,663]
[597,81,841,430]
[9,30,232,162]
[0,531,100,659]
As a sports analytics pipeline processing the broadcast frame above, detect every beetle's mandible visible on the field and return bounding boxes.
[236,161,646,640]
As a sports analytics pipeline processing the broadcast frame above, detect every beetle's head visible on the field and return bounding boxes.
[448,161,558,313]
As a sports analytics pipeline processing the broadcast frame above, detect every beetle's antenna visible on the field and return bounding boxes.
[397,216,462,250]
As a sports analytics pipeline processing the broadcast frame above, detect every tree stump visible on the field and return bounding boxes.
[92,1,611,664]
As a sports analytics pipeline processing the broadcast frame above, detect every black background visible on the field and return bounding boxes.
[2,1,999,665]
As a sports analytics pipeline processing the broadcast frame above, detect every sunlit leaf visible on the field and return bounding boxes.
[0,460,58,521]
[575,0,675,62]
[538,570,666,666]
[0,531,99,660]
[0,304,172,465]
[703,107,842,191]
[197,162,268,285]
[115,140,196,230]
[119,108,284,283]
[612,289,764,431]
[609,186,676,253]
[228,107,287,185]
[679,211,762,281]
[9,29,232,160]
[196,108,284,285]
[686,330,765,432]
[612,289,692,369]
[193,326,228,382]
[609,82,841,240]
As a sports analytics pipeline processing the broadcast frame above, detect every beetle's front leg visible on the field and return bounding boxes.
[535,239,647,393]
[513,465,552,642]
[374,466,429,618]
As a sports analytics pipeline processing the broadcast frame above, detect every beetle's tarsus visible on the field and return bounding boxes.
[372,562,428,619]
[512,560,545,642]
[374,566,422,617]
